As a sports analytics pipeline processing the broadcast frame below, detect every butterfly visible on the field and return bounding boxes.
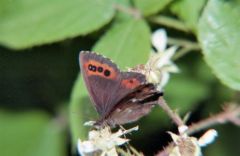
[79,51,163,127]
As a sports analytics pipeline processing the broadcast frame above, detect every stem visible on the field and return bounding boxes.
[167,37,201,60]
[149,15,190,33]
[158,98,184,127]
[156,104,240,155]
[186,104,240,135]
[168,38,200,50]
[173,47,194,60]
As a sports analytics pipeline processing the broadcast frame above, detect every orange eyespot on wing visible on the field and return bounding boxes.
[84,60,118,79]
[121,78,141,89]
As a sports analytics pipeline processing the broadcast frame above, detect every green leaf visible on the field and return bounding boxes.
[0,110,65,156]
[69,74,96,148]
[198,0,240,90]
[93,18,151,68]
[0,0,115,49]
[69,17,151,146]
[113,0,132,20]
[165,74,209,112]
[133,0,172,16]
[170,0,206,32]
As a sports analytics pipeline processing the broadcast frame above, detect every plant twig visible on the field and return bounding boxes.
[168,37,200,49]
[167,37,201,60]
[173,47,193,60]
[149,15,190,33]
[156,103,240,156]
[158,98,184,127]
[186,104,240,135]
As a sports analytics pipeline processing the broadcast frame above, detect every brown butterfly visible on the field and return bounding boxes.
[79,51,163,127]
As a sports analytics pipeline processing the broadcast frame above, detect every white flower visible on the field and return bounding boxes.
[77,126,138,156]
[198,129,218,147]
[145,29,179,91]
[152,29,167,52]
[168,126,218,156]
[168,131,201,156]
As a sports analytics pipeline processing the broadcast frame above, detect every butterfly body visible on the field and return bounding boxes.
[79,51,163,127]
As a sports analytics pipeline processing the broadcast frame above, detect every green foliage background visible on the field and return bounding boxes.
[0,0,239,155]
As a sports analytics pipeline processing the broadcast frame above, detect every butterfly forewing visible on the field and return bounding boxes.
[80,52,123,116]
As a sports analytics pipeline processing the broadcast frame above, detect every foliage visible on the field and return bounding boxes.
[0,0,239,155]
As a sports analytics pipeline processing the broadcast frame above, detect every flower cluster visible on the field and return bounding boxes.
[129,29,179,91]
[167,125,218,156]
[77,126,138,156]
[146,29,179,91]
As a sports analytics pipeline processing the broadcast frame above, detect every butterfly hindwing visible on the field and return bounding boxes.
[100,84,163,126]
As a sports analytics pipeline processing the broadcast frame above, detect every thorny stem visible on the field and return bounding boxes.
[158,98,240,135]
[186,104,240,135]
[158,98,184,127]
[156,101,240,155]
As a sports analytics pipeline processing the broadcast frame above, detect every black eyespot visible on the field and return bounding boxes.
[88,64,92,70]
[104,70,111,77]
[88,64,96,72]
[91,65,97,72]
[97,67,103,73]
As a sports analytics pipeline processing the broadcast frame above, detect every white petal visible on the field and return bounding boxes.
[198,129,218,147]
[77,139,84,155]
[157,72,170,90]
[165,46,178,56]
[88,130,100,139]
[106,148,118,156]
[111,129,125,138]
[148,71,161,84]
[156,46,177,69]
[178,125,188,134]
[84,121,96,126]
[152,29,167,52]
[77,139,96,154]
[163,63,180,73]
[168,132,179,144]
[113,138,129,146]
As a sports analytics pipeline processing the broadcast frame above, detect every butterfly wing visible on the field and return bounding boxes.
[114,72,147,106]
[80,52,122,116]
[80,51,151,121]
[102,84,163,126]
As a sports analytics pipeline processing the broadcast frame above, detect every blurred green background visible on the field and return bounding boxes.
[0,0,239,155]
